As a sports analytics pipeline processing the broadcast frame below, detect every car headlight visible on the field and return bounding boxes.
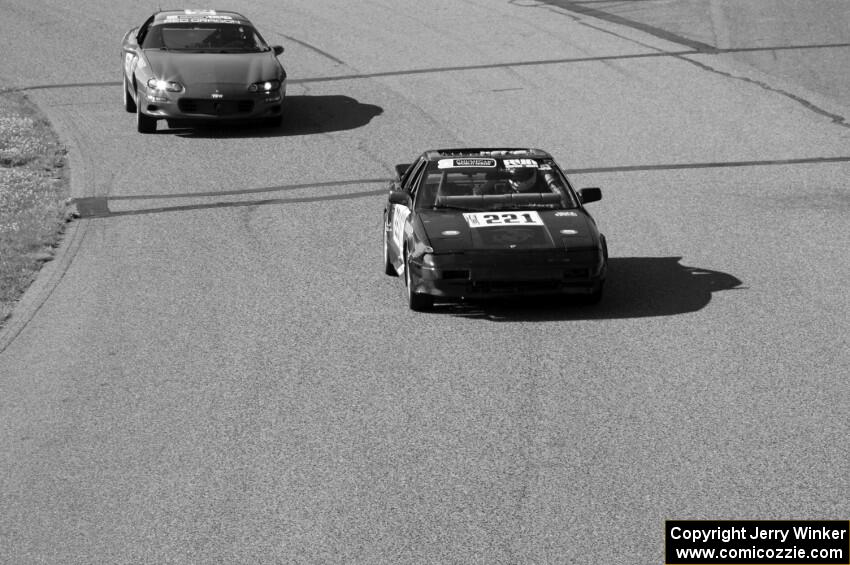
[146,78,183,93]
[423,249,464,268]
[248,79,281,93]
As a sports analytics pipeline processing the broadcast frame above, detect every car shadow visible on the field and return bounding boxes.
[163,94,383,138]
[438,257,744,321]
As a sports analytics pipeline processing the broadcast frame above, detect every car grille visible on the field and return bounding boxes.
[468,268,589,281]
[433,250,595,288]
[464,249,568,264]
[561,268,591,278]
[441,270,470,280]
[177,99,255,115]
[471,280,563,293]
[463,251,592,272]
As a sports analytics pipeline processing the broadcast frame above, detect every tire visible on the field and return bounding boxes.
[123,77,136,113]
[383,223,398,276]
[136,89,157,133]
[404,247,433,311]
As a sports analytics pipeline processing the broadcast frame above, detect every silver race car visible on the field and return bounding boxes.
[121,9,286,132]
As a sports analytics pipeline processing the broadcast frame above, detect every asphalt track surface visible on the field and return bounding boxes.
[1,1,848,563]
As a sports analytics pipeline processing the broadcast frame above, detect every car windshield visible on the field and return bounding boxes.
[415,158,579,211]
[143,22,267,52]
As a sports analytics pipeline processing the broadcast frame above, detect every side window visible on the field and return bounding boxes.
[396,161,416,189]
[407,166,431,209]
[414,170,440,209]
[551,166,579,208]
[401,159,426,193]
[136,15,155,46]
[407,163,428,199]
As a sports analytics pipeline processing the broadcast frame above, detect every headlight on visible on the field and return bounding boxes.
[248,79,281,93]
[146,78,183,92]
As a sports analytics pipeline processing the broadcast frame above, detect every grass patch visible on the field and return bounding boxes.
[0,91,70,326]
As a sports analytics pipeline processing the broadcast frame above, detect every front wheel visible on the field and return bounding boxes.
[136,90,157,133]
[404,248,433,311]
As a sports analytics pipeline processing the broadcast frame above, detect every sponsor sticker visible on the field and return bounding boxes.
[437,158,497,169]
[555,211,578,217]
[504,158,538,168]
[166,14,236,23]
[463,211,544,227]
[392,205,410,250]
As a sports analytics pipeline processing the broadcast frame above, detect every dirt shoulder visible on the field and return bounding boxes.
[0,91,71,327]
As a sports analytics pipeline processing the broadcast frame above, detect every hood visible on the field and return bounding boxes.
[143,51,281,89]
[418,209,596,252]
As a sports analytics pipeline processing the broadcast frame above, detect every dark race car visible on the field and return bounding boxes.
[382,148,608,311]
[121,9,287,133]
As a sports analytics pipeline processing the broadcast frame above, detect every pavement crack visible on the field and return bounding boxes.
[679,55,849,129]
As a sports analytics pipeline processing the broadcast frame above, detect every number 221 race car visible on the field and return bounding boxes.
[383,148,608,311]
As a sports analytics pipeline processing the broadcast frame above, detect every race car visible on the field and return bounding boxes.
[121,9,287,133]
[382,148,608,311]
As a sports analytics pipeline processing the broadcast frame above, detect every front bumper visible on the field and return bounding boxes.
[409,251,606,299]
[138,85,285,121]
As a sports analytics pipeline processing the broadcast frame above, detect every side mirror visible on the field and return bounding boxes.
[388,190,411,206]
[272,45,284,56]
[394,163,412,178]
[578,187,602,204]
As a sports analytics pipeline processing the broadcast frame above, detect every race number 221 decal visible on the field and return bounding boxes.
[463,211,544,227]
